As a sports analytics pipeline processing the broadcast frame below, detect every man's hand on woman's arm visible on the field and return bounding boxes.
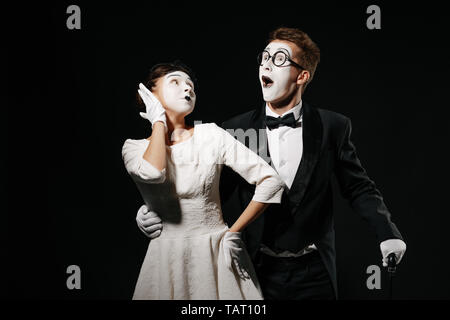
[136,204,163,239]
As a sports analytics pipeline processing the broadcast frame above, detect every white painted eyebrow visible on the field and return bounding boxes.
[276,47,291,55]
[167,73,183,78]
[167,73,192,82]
[264,46,291,55]
[167,74,194,87]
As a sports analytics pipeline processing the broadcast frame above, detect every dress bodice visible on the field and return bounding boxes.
[122,123,284,238]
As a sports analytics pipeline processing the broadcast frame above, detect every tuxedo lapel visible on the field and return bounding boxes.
[287,102,323,205]
[244,103,271,259]
[243,101,322,257]
[249,101,323,206]
[252,103,273,168]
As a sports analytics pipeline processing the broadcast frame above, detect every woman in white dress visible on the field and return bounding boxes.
[122,62,284,300]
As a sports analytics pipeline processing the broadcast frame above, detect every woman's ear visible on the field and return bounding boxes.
[152,81,166,107]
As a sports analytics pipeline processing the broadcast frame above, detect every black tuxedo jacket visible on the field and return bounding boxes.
[220,101,403,296]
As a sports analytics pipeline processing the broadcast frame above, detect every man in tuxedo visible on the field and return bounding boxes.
[134,27,406,299]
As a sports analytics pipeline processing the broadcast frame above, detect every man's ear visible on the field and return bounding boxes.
[296,70,310,86]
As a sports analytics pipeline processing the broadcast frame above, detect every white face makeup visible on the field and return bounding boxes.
[259,41,298,103]
[160,71,196,115]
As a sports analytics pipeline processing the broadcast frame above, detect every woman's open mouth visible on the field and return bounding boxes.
[262,75,274,88]
[184,96,191,101]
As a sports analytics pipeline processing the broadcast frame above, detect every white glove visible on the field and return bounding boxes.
[137,83,167,131]
[380,239,406,267]
[136,204,163,239]
[222,231,250,280]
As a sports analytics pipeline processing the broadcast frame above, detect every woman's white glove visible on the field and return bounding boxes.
[137,83,167,131]
[222,231,250,280]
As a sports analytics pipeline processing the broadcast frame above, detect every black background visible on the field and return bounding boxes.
[6,1,450,300]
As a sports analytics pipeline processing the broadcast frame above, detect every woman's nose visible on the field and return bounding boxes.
[184,86,193,96]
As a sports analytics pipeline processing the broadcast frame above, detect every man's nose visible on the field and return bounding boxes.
[262,60,272,72]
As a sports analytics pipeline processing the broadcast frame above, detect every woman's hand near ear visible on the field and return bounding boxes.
[138,83,167,172]
[138,83,167,131]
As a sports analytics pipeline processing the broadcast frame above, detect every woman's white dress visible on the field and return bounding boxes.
[122,123,284,300]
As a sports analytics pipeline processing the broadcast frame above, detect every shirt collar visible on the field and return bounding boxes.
[265,100,303,122]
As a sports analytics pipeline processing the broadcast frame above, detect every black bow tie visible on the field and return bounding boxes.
[265,113,298,130]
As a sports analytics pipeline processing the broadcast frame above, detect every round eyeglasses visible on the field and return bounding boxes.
[257,50,305,69]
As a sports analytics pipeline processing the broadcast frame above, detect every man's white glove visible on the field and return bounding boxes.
[137,83,167,131]
[380,239,406,267]
[222,231,250,280]
[136,204,163,239]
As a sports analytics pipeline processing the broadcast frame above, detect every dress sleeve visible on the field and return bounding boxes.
[216,124,284,203]
[121,139,166,184]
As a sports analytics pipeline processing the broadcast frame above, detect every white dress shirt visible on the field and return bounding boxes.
[261,101,317,257]
[265,101,303,191]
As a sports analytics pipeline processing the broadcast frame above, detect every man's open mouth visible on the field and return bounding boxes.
[184,96,191,101]
[262,75,274,88]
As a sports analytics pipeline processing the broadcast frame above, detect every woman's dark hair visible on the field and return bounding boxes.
[137,61,197,108]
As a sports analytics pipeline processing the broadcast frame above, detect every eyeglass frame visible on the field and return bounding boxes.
[257,50,305,70]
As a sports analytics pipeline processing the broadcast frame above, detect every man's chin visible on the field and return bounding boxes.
[263,95,281,104]
[263,90,295,106]
[262,89,281,103]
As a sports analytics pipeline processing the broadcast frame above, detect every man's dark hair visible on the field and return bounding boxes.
[268,27,320,91]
